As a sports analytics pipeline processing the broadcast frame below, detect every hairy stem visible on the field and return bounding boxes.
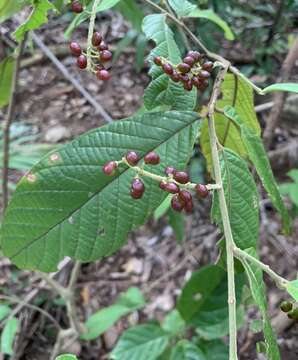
[208,67,238,360]
[87,0,102,70]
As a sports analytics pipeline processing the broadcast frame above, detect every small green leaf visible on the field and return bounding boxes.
[250,319,263,333]
[110,324,170,360]
[168,208,185,243]
[14,0,54,42]
[0,0,30,23]
[263,83,298,94]
[0,317,19,355]
[154,195,171,220]
[162,309,185,335]
[198,339,229,360]
[0,305,11,322]
[0,56,15,108]
[55,355,78,360]
[286,279,298,302]
[170,340,206,360]
[81,287,145,340]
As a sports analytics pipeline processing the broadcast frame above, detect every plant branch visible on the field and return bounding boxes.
[207,66,238,360]
[87,0,102,71]
[2,36,27,212]
[233,247,288,289]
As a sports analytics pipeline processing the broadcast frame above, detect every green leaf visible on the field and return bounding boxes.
[0,111,199,271]
[113,30,137,64]
[201,74,261,171]
[0,317,19,355]
[65,0,121,38]
[162,309,185,335]
[224,106,290,234]
[168,0,234,40]
[0,56,15,108]
[0,0,30,23]
[170,340,206,360]
[116,0,144,32]
[285,279,298,302]
[240,248,280,360]
[142,14,197,111]
[168,208,185,243]
[110,324,170,360]
[212,148,259,249]
[154,195,171,220]
[0,305,11,322]
[14,0,54,42]
[55,355,78,360]
[198,339,229,360]
[263,83,298,94]
[81,287,145,340]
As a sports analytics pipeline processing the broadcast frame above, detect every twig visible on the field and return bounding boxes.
[31,32,113,123]
[87,0,102,70]
[2,36,27,211]
[263,37,298,148]
[255,94,298,113]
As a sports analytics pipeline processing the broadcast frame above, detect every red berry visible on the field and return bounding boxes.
[96,69,111,81]
[77,55,87,69]
[184,196,194,213]
[174,171,189,184]
[100,50,113,62]
[103,161,117,175]
[171,70,180,82]
[71,0,83,13]
[196,184,209,198]
[202,61,213,72]
[164,182,180,194]
[197,79,209,91]
[177,63,190,74]
[199,70,211,79]
[126,151,139,166]
[163,63,173,75]
[171,194,184,212]
[165,166,176,176]
[179,74,189,83]
[92,32,102,46]
[183,56,195,66]
[187,51,201,62]
[98,41,108,51]
[154,56,162,66]
[131,178,145,199]
[191,76,200,87]
[179,190,192,203]
[183,80,193,91]
[70,42,82,56]
[159,181,167,190]
[144,151,160,165]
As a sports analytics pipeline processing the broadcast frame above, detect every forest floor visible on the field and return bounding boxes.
[0,9,298,360]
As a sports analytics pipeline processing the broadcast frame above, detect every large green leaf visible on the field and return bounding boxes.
[0,56,15,108]
[142,14,197,111]
[198,339,229,360]
[201,73,261,171]
[212,148,259,249]
[224,106,290,234]
[263,83,298,94]
[0,0,30,23]
[240,248,280,360]
[81,287,145,340]
[110,324,170,360]
[162,310,185,336]
[0,111,199,272]
[14,0,54,42]
[0,317,19,355]
[168,0,234,40]
[170,340,206,360]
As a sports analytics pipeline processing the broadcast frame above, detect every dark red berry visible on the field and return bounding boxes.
[162,63,173,75]
[103,161,117,175]
[100,50,113,62]
[184,196,194,213]
[131,178,145,199]
[171,70,180,82]
[177,63,190,74]
[171,194,184,212]
[71,0,83,13]
[196,184,209,198]
[165,166,176,176]
[126,151,139,166]
[183,56,195,66]
[159,181,167,190]
[92,32,102,46]
[187,50,201,62]
[179,190,192,203]
[98,41,108,51]
[174,171,189,184]
[154,56,162,66]
[280,301,293,313]
[164,182,180,194]
[199,70,211,79]
[202,61,213,72]
[197,79,209,91]
[179,74,189,83]
[70,42,82,56]
[144,151,160,165]
[183,80,193,91]
[191,76,200,87]
[96,69,111,81]
[77,55,87,69]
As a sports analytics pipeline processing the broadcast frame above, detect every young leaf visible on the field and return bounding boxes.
[14,0,54,42]
[162,309,185,336]
[81,287,145,340]
[263,83,298,94]
[154,195,171,220]
[240,248,280,360]
[224,106,290,234]
[212,148,259,249]
[168,209,185,243]
[0,111,200,272]
[142,14,197,111]
[285,279,298,302]
[55,355,78,360]
[0,56,15,108]
[279,170,298,207]
[110,324,170,360]
[170,340,206,360]
[0,317,19,355]
[200,74,261,171]
[0,0,30,23]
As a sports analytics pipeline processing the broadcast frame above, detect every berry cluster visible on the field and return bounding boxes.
[280,301,298,321]
[69,32,112,81]
[71,0,83,13]
[102,151,210,213]
[153,51,214,92]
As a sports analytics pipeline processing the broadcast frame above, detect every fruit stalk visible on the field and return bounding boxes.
[87,0,102,70]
